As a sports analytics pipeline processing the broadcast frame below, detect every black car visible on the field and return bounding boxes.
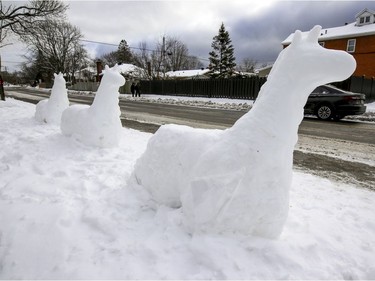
[304,85,366,120]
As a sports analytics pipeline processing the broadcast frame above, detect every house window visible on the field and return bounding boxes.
[359,15,371,25]
[319,42,325,47]
[347,39,356,53]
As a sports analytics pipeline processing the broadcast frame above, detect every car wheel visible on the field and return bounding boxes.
[316,105,334,120]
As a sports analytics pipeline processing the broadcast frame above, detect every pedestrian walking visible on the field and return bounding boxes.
[135,83,141,97]
[130,82,135,97]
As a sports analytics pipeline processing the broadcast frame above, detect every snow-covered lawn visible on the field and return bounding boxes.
[1,98,374,279]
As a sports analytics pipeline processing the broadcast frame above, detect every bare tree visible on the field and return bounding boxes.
[185,55,204,70]
[133,37,204,80]
[68,44,89,84]
[99,51,119,68]
[0,0,67,41]
[238,58,257,73]
[133,41,160,79]
[20,18,87,83]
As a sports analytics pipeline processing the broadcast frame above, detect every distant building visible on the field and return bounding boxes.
[282,8,375,77]
[74,66,96,82]
[255,64,273,78]
[116,63,146,79]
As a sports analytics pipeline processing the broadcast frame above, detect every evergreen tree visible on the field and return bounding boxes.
[208,23,236,78]
[117,39,133,64]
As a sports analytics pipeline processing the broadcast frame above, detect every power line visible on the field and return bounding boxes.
[80,39,156,52]
[80,38,210,62]
[2,60,23,64]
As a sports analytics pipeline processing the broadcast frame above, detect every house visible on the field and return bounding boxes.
[117,63,147,79]
[255,64,273,78]
[74,66,97,82]
[282,8,375,77]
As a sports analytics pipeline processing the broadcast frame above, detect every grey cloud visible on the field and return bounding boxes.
[229,1,373,64]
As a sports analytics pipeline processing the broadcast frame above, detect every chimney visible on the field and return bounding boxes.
[96,60,103,82]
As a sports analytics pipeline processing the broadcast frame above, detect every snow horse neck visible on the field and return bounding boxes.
[230,25,356,145]
[49,72,67,101]
[91,65,125,112]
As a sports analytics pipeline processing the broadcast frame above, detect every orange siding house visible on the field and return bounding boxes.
[282,8,375,78]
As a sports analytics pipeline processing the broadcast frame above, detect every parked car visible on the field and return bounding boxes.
[304,85,366,120]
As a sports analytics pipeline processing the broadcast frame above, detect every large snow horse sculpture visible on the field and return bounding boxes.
[133,26,356,238]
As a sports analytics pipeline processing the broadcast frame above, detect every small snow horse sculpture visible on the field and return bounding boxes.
[133,26,356,238]
[35,72,69,124]
[61,65,125,147]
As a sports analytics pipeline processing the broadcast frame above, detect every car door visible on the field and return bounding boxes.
[305,86,326,113]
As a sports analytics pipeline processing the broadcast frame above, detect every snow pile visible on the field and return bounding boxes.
[0,98,375,279]
[35,73,69,124]
[367,101,375,112]
[61,65,125,147]
[133,26,356,238]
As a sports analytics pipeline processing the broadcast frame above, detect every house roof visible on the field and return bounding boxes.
[117,63,143,75]
[356,8,375,18]
[165,69,210,78]
[255,64,273,73]
[282,21,375,45]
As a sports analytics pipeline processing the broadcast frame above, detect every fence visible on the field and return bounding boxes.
[69,81,99,92]
[140,77,267,100]
[350,76,375,101]
[68,75,374,102]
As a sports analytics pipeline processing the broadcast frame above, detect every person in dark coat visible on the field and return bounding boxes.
[134,83,141,97]
[130,82,135,97]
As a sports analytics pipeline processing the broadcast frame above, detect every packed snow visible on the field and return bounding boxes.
[1,25,374,279]
[1,97,375,279]
[134,26,356,238]
[34,73,69,125]
[61,65,125,148]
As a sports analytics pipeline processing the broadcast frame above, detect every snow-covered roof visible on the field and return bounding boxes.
[165,69,210,78]
[356,8,375,19]
[282,21,375,45]
[255,64,273,73]
[117,63,143,75]
[76,66,96,74]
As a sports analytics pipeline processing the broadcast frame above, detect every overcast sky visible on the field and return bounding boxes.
[1,0,373,72]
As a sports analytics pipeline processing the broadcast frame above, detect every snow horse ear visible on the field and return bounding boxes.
[105,65,110,70]
[292,30,302,45]
[54,73,57,78]
[307,25,322,43]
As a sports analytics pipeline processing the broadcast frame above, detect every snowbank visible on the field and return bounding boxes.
[367,101,375,112]
[0,98,374,279]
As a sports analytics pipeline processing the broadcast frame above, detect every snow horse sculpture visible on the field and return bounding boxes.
[35,72,69,124]
[61,65,125,148]
[133,26,356,238]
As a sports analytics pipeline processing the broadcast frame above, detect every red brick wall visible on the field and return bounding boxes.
[323,35,375,77]
[283,34,375,77]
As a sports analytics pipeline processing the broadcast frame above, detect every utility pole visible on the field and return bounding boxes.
[0,16,5,101]
[162,36,166,79]
[0,54,5,101]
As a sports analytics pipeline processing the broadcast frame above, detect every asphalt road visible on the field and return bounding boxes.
[4,87,375,190]
[5,87,374,144]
